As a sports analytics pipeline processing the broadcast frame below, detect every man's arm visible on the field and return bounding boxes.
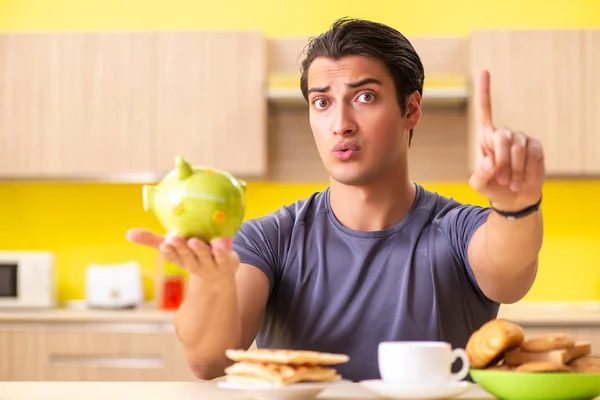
[467,208,542,304]
[464,70,545,304]
[175,262,269,380]
[127,221,278,381]
[173,208,290,379]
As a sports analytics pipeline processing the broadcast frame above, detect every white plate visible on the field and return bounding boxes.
[217,379,352,400]
[359,380,474,399]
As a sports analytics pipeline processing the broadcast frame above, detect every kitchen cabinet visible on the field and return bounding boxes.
[0,313,197,381]
[0,31,267,180]
[468,30,600,176]
[582,30,600,174]
[0,306,599,380]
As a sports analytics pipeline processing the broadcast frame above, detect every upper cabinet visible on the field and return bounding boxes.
[582,30,600,175]
[0,32,267,180]
[468,30,600,176]
[0,29,597,183]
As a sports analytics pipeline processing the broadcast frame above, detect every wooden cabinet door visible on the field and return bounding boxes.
[468,30,586,176]
[582,30,600,174]
[0,328,48,380]
[0,323,197,382]
[152,32,267,178]
[0,31,267,179]
[0,33,156,178]
[43,328,195,381]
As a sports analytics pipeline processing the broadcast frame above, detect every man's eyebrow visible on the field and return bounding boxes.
[347,78,382,88]
[307,77,382,95]
[307,85,330,95]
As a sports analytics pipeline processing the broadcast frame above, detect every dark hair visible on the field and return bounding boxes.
[300,17,425,145]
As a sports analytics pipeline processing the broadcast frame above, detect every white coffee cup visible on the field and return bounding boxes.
[378,341,470,389]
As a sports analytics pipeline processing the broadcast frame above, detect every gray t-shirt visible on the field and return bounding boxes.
[232,184,499,382]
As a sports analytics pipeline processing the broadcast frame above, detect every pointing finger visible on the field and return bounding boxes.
[476,70,495,134]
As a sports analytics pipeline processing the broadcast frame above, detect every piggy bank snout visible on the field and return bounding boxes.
[142,185,155,212]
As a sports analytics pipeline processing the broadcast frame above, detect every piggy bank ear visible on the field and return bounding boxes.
[239,180,246,192]
[175,156,193,180]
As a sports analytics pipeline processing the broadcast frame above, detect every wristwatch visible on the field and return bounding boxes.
[490,197,542,220]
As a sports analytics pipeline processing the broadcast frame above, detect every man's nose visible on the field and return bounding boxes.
[332,104,357,136]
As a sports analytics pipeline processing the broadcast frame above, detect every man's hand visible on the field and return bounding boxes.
[126,229,240,283]
[469,70,546,211]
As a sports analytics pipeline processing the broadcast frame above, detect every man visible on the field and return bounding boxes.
[127,18,545,382]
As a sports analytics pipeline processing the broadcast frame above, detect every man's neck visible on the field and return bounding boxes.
[328,171,417,232]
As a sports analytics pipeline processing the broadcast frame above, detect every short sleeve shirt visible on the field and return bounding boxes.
[232,184,499,382]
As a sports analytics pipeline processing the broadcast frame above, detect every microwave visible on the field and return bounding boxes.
[0,251,56,309]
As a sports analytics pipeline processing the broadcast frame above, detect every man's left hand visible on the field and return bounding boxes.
[469,70,546,212]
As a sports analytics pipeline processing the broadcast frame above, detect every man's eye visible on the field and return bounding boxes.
[313,99,329,109]
[358,93,375,102]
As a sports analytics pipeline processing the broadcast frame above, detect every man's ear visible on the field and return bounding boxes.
[404,91,422,130]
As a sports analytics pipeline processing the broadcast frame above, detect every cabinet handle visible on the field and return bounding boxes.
[49,355,164,369]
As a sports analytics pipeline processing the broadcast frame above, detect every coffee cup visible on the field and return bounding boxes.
[378,341,470,389]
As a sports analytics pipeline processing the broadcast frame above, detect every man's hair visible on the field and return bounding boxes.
[299,17,425,145]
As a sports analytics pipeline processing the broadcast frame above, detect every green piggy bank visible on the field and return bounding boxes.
[143,156,246,242]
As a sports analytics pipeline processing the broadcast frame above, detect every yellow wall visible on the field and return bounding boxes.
[1,180,599,302]
[1,0,599,36]
[0,0,599,302]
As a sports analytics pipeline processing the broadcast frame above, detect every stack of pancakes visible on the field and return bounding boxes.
[224,348,350,387]
[466,318,600,373]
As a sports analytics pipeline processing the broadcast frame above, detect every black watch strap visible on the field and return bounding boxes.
[490,197,542,220]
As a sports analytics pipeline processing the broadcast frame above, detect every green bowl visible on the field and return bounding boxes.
[470,369,600,400]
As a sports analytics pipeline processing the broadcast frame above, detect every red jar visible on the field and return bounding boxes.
[161,275,184,310]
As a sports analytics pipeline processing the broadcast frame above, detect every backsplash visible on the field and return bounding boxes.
[0,179,598,302]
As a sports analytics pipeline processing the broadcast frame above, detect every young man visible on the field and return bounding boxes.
[127,18,545,382]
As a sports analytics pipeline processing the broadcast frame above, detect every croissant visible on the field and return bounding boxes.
[466,318,525,369]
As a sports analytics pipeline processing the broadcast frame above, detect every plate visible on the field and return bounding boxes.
[359,379,473,399]
[217,379,352,400]
[470,369,600,400]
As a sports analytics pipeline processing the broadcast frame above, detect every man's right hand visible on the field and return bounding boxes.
[126,228,240,284]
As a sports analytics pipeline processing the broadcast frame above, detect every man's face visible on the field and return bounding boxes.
[306,55,419,186]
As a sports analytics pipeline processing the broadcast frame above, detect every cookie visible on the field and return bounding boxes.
[224,361,341,387]
[568,356,600,373]
[520,333,575,352]
[515,361,571,373]
[504,342,591,366]
[466,319,525,369]
[225,349,349,366]
[486,363,513,371]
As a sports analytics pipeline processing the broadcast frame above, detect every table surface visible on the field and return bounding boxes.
[0,381,498,400]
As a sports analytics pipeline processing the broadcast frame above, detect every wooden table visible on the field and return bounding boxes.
[0,381,497,400]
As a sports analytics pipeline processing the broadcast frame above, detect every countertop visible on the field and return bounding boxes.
[0,306,176,323]
[0,381,497,400]
[0,301,599,325]
[497,301,600,326]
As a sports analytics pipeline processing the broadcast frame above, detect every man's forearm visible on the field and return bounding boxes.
[481,209,543,276]
[175,275,241,379]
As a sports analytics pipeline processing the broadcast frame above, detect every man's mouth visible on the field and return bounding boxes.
[333,141,360,160]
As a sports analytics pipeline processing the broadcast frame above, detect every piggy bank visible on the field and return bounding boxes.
[142,156,246,242]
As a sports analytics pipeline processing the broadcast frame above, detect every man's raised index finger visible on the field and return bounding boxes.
[476,69,494,131]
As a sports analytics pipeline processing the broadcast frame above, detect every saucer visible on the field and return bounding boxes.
[359,380,473,399]
[217,379,352,400]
